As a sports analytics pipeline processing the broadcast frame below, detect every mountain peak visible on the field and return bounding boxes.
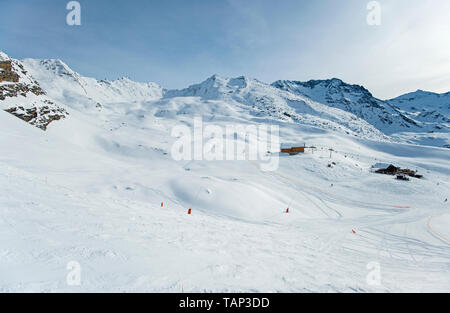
[208,74,222,80]
[203,74,253,86]
[389,89,450,126]
[328,77,344,86]
[414,89,436,96]
[22,58,78,79]
[390,89,447,102]
[117,76,132,81]
[0,51,11,62]
[165,74,259,99]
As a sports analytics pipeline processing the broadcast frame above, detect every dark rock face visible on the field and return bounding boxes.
[5,104,68,130]
[0,61,20,82]
[0,56,69,131]
[0,83,46,100]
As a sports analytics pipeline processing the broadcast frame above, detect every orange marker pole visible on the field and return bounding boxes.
[161,202,164,207]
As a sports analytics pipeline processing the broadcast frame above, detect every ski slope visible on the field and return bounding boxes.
[1,101,449,292]
[1,51,449,292]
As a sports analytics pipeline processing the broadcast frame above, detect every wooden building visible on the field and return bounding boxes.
[280,147,305,155]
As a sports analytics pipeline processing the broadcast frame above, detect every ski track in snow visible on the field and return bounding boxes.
[1,108,449,292]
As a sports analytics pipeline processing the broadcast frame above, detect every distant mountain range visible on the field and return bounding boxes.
[1,51,448,147]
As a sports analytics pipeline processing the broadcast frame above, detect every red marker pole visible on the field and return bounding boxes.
[188,208,192,215]
[286,208,289,214]
[161,202,164,208]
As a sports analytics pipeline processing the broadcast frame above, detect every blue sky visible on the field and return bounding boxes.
[1,0,449,99]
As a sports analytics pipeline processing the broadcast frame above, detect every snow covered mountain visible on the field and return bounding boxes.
[2,55,389,141]
[22,58,163,113]
[1,50,449,149]
[389,90,450,130]
[164,75,390,141]
[271,79,419,135]
[0,52,68,130]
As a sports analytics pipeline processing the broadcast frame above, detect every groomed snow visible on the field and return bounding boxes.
[1,102,449,292]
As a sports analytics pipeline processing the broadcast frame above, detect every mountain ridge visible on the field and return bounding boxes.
[1,51,448,147]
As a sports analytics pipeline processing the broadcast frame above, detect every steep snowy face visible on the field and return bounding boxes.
[164,75,389,140]
[0,51,11,62]
[98,77,163,103]
[389,90,450,130]
[165,75,254,99]
[21,58,163,111]
[35,58,77,78]
[0,52,68,130]
[272,79,419,135]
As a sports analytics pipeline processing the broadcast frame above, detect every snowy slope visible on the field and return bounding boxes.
[1,102,449,292]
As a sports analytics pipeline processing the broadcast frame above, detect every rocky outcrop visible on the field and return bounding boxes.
[5,103,68,130]
[0,61,20,82]
[0,83,46,100]
[0,51,69,130]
